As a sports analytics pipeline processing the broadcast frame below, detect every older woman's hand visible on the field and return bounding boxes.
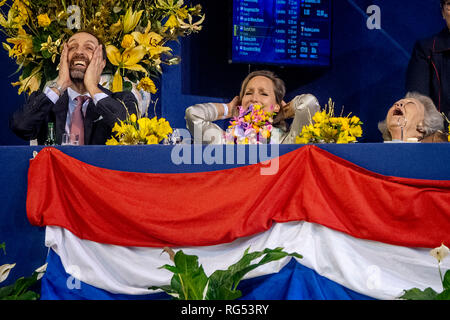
[280,100,295,119]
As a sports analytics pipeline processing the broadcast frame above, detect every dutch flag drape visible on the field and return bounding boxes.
[26,146,450,300]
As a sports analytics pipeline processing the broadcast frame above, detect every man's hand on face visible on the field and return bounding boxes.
[54,43,73,94]
[84,44,106,96]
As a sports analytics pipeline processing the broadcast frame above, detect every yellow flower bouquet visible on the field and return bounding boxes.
[0,0,205,95]
[106,111,173,145]
[296,98,363,144]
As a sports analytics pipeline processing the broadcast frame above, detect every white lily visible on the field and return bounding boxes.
[35,263,48,281]
[0,263,16,283]
[430,243,450,264]
[177,13,205,34]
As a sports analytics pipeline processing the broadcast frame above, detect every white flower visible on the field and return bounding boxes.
[0,263,16,283]
[35,263,48,281]
[430,243,450,263]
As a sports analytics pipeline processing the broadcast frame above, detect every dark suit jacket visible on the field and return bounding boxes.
[406,28,450,118]
[9,85,138,145]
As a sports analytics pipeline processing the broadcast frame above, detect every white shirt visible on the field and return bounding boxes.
[44,86,108,135]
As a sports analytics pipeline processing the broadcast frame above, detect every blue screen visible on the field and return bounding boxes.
[232,0,332,67]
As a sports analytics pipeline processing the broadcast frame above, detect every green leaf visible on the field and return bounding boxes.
[152,247,302,300]
[21,63,34,80]
[0,284,15,299]
[443,270,450,291]
[123,81,133,92]
[148,285,180,299]
[206,247,301,300]
[0,242,5,255]
[435,289,450,300]
[159,264,179,274]
[41,50,52,59]
[43,64,58,84]
[32,36,44,54]
[6,291,39,300]
[210,286,242,300]
[170,251,208,300]
[0,273,39,300]
[399,287,439,300]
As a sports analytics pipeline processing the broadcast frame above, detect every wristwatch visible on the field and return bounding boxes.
[48,80,64,95]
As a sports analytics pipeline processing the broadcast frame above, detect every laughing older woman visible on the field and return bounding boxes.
[378,92,446,142]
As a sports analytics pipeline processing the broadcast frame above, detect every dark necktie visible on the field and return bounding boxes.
[70,95,90,145]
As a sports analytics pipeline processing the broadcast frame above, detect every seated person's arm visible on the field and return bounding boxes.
[282,94,320,144]
[185,96,240,144]
[9,90,56,142]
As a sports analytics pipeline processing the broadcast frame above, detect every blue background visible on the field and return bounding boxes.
[0,0,446,145]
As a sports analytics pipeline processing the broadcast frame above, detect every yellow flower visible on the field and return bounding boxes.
[11,0,29,26]
[132,26,171,58]
[109,19,122,35]
[148,44,172,59]
[106,136,119,145]
[176,6,189,19]
[296,136,310,144]
[106,44,147,92]
[112,121,127,136]
[121,34,135,49]
[137,117,152,134]
[137,77,157,94]
[164,14,179,30]
[312,111,327,124]
[340,118,349,131]
[349,125,363,138]
[157,117,173,137]
[40,35,61,63]
[0,1,29,29]
[123,7,143,33]
[261,129,271,139]
[350,116,361,125]
[129,113,137,123]
[0,0,7,6]
[5,28,33,58]
[37,13,51,27]
[12,65,41,95]
[146,135,159,144]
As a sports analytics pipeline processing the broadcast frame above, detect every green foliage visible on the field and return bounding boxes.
[0,272,41,300]
[0,243,42,300]
[149,247,302,300]
[400,269,450,300]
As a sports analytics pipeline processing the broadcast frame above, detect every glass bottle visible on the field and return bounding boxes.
[45,122,56,145]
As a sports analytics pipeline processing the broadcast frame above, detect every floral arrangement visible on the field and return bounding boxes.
[224,104,275,144]
[0,0,204,95]
[400,243,449,300]
[106,110,173,145]
[295,98,363,144]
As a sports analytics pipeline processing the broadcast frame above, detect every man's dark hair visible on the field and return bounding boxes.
[441,0,446,8]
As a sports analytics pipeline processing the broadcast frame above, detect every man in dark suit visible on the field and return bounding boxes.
[10,30,138,145]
